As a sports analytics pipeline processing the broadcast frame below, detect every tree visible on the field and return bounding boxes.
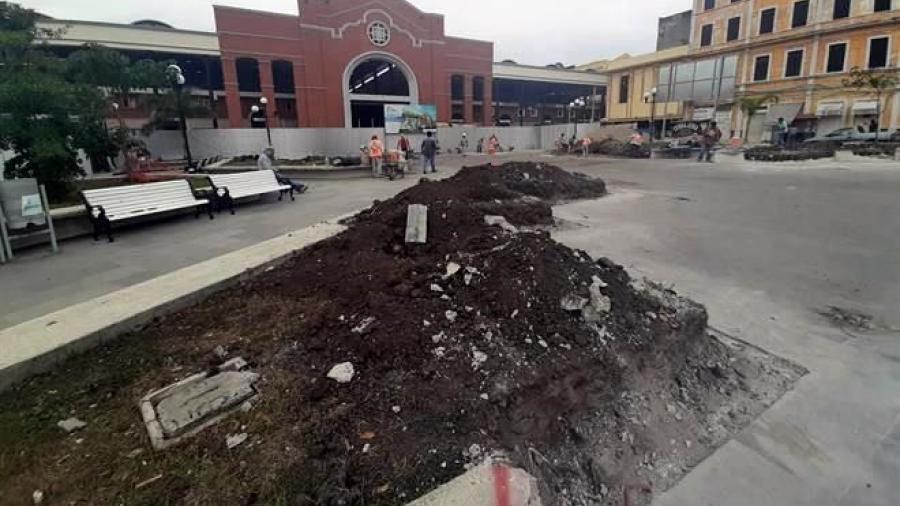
[0,1,89,197]
[737,94,779,142]
[843,67,898,142]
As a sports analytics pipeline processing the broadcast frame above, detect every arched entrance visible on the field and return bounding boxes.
[343,52,419,128]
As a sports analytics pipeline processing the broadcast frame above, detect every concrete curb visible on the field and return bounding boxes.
[0,220,346,393]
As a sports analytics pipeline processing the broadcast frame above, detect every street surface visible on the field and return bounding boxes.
[2,153,899,505]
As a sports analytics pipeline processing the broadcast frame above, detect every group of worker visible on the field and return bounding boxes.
[366,132,502,178]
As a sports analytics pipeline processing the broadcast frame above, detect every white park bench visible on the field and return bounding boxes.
[208,170,293,215]
[81,179,212,242]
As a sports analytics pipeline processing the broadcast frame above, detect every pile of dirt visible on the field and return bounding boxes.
[588,139,651,159]
[0,162,801,506]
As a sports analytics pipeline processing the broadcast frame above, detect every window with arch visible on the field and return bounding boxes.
[348,58,409,96]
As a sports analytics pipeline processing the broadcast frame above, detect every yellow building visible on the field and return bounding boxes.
[584,0,899,141]
[581,46,689,132]
[691,0,899,140]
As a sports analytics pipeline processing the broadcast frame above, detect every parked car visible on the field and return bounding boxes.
[804,127,895,144]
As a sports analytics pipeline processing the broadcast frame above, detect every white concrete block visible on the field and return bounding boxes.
[407,459,541,506]
[406,204,428,243]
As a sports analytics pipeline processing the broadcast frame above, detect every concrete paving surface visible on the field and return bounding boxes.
[547,155,900,506]
[2,152,899,505]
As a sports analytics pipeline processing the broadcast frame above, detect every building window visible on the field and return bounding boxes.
[753,55,770,81]
[701,24,714,46]
[833,0,851,19]
[704,0,716,10]
[619,75,630,103]
[784,49,804,77]
[874,0,891,12]
[868,37,890,69]
[792,1,809,28]
[727,17,741,41]
[826,43,847,73]
[451,75,464,101]
[759,8,776,34]
[472,76,485,102]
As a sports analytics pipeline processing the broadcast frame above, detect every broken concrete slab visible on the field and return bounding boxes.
[405,204,428,244]
[139,358,259,450]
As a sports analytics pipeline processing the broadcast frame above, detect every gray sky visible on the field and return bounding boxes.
[17,0,689,65]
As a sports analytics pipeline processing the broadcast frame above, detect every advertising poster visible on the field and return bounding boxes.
[384,104,438,134]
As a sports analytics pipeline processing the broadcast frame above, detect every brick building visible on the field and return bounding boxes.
[38,0,606,131]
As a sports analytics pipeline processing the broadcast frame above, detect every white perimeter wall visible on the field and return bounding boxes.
[140,124,591,161]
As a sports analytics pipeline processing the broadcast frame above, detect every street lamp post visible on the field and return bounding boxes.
[257,97,272,147]
[643,87,658,140]
[166,64,194,169]
[569,98,586,139]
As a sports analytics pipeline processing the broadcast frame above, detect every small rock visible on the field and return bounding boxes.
[443,262,461,279]
[351,316,376,334]
[213,345,228,359]
[433,347,446,358]
[326,362,356,383]
[240,401,254,413]
[430,284,444,293]
[471,349,488,369]
[32,490,43,505]
[538,339,549,348]
[362,443,371,453]
[57,417,87,433]
[226,433,248,449]
[484,215,518,234]
[479,393,489,400]
[666,404,676,414]
[560,294,589,312]
[431,332,446,343]
[464,273,474,286]
[685,440,692,449]
[392,406,402,414]
[445,310,458,322]
[126,448,144,459]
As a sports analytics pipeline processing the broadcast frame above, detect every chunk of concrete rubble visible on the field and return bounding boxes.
[139,358,259,450]
[484,215,518,234]
[560,294,589,312]
[444,262,461,279]
[327,362,356,383]
[405,204,428,244]
[226,432,248,449]
[407,458,541,506]
[57,417,87,433]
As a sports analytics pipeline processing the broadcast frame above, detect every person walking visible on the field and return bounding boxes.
[698,121,722,163]
[397,135,411,161]
[581,135,592,157]
[368,135,384,177]
[421,131,438,174]
[460,132,469,153]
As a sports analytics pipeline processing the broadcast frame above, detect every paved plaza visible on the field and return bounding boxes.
[2,154,899,505]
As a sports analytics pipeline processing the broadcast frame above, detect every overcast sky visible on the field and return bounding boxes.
[17,0,689,65]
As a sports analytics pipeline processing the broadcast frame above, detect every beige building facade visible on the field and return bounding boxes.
[586,0,899,141]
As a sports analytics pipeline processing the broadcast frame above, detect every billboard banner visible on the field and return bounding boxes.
[384,104,437,134]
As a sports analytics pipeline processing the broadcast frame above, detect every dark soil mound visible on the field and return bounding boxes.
[0,162,801,506]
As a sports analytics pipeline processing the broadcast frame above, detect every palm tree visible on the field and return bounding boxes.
[737,94,779,142]
[843,67,899,142]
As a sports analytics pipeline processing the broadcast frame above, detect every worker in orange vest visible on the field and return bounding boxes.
[369,135,384,177]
